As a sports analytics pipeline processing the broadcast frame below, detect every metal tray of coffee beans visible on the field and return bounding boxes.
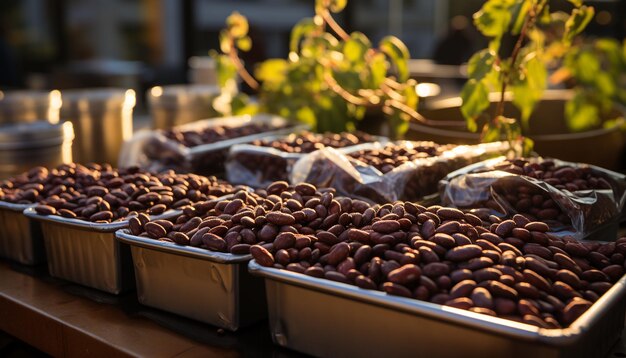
[250,260,626,358]
[115,229,266,331]
[0,201,45,265]
[24,207,181,294]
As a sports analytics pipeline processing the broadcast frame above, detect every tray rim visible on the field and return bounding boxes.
[23,207,182,233]
[248,259,626,346]
[0,201,35,212]
[116,229,251,264]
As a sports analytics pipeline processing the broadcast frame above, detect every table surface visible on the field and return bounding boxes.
[0,260,306,358]
[2,259,626,358]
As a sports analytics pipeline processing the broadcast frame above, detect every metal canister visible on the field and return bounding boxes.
[147,84,220,129]
[0,90,62,125]
[60,88,135,166]
[0,121,74,180]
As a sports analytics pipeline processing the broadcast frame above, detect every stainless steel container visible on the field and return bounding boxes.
[147,84,220,129]
[0,90,62,124]
[116,230,266,331]
[0,121,74,180]
[60,88,135,165]
[23,208,179,294]
[0,202,45,265]
[249,260,626,358]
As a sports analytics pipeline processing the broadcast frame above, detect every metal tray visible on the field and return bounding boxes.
[23,208,181,294]
[249,260,626,358]
[0,201,45,265]
[226,133,388,188]
[116,230,266,331]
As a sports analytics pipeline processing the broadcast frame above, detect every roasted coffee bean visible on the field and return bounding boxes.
[446,245,482,262]
[471,287,493,309]
[387,264,422,285]
[34,205,56,215]
[145,222,167,239]
[251,245,275,267]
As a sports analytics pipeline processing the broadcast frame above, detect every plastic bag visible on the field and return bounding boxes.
[439,156,626,238]
[291,141,511,204]
[118,114,300,175]
[225,131,386,188]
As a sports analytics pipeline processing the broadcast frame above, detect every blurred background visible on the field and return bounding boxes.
[1,0,624,107]
[1,0,625,176]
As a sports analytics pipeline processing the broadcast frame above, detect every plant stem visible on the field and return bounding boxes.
[494,7,535,120]
[320,9,350,41]
[228,39,260,90]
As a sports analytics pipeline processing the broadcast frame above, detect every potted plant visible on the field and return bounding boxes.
[210,0,439,139]
[408,0,626,170]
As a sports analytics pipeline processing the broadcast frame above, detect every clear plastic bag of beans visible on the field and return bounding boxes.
[118,114,299,175]
[225,131,385,188]
[292,141,511,204]
[439,156,626,238]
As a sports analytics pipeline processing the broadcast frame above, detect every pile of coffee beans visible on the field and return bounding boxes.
[143,121,293,175]
[238,183,626,328]
[228,131,378,186]
[447,158,620,228]
[163,122,286,148]
[128,181,373,254]
[250,131,377,154]
[0,163,239,223]
[348,142,447,174]
[488,158,613,192]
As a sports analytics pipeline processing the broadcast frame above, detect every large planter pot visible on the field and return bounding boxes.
[410,90,626,171]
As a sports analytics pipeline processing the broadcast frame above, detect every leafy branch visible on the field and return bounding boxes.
[461,0,594,154]
[213,0,461,138]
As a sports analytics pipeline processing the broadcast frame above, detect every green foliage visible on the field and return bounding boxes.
[561,38,626,131]
[214,1,418,137]
[461,0,594,154]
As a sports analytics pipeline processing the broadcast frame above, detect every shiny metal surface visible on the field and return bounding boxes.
[0,121,74,180]
[249,260,626,358]
[23,208,180,294]
[0,202,45,265]
[117,230,266,331]
[147,84,220,129]
[60,88,135,165]
[0,90,62,125]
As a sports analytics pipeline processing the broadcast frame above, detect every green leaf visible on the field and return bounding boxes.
[236,36,252,52]
[564,5,594,44]
[219,31,231,53]
[343,32,371,63]
[575,51,600,83]
[481,123,501,142]
[255,59,288,85]
[512,55,547,128]
[328,0,347,12]
[565,92,601,131]
[567,0,582,7]
[595,72,616,96]
[473,0,514,38]
[510,0,530,35]
[226,12,249,38]
[466,117,478,132]
[461,79,490,122]
[467,49,496,81]
[522,137,534,156]
[295,106,317,128]
[315,0,347,13]
[603,117,626,131]
[379,36,410,81]
[211,51,238,88]
[290,18,319,54]
[368,52,387,88]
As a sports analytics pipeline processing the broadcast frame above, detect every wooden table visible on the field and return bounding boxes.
[3,258,626,358]
[0,260,295,357]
